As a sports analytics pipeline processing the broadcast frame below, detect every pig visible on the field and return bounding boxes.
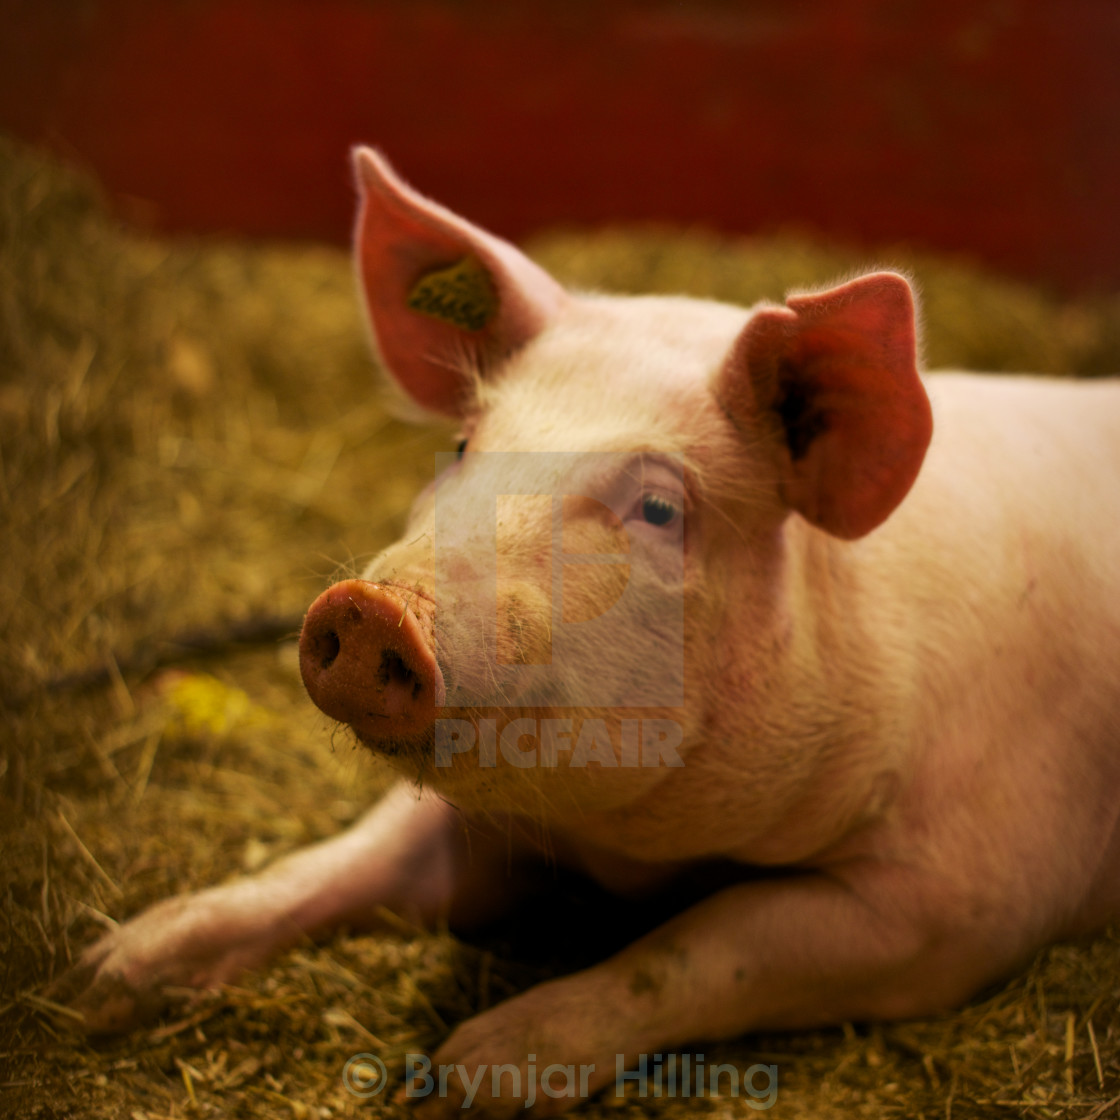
[57,148,1120,1117]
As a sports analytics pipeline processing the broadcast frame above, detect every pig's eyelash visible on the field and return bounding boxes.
[639,493,681,526]
[625,454,690,497]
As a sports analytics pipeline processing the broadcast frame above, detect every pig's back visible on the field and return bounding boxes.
[870,372,1120,764]
[887,373,1120,935]
[914,372,1120,552]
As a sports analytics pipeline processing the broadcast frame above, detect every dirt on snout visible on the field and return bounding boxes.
[2,133,1119,1120]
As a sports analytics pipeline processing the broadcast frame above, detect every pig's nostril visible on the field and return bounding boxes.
[299,578,444,735]
[316,630,341,670]
[379,650,422,698]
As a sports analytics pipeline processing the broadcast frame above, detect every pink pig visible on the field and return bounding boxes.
[62,149,1120,1116]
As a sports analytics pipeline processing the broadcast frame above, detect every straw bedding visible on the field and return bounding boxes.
[2,135,1118,1119]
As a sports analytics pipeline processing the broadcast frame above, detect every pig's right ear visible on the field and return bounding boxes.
[352,148,568,417]
[717,272,932,539]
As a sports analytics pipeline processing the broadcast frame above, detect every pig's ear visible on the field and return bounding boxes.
[719,272,932,539]
[352,147,567,417]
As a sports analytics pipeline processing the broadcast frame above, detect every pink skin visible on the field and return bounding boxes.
[54,149,1120,1119]
[299,579,444,739]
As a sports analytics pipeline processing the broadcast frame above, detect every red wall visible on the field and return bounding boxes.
[3,0,1119,292]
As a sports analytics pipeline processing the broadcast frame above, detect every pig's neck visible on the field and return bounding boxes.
[563,517,921,869]
[713,515,922,865]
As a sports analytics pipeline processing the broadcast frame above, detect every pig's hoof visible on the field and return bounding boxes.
[410,980,618,1119]
[45,884,282,1035]
[46,957,172,1035]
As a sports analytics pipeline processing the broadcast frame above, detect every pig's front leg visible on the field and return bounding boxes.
[416,866,1019,1118]
[53,783,514,1033]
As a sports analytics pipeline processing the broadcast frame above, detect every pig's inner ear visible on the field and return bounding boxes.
[719,272,932,540]
[353,147,568,417]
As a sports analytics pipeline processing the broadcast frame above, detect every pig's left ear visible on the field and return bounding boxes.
[353,147,568,417]
[718,272,932,539]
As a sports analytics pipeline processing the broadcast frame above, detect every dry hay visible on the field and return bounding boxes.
[1,133,1118,1119]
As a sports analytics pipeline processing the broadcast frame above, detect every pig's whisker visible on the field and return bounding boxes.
[398,584,417,627]
[403,530,432,550]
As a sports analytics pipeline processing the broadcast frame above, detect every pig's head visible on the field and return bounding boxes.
[299,149,931,851]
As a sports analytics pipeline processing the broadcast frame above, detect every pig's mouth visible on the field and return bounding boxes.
[299,578,445,744]
[353,721,436,762]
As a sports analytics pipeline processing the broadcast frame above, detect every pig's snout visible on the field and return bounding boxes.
[299,579,444,741]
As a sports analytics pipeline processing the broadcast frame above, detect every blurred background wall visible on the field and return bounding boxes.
[2,0,1118,292]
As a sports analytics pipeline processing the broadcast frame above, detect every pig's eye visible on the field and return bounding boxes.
[455,438,468,459]
[641,493,680,527]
